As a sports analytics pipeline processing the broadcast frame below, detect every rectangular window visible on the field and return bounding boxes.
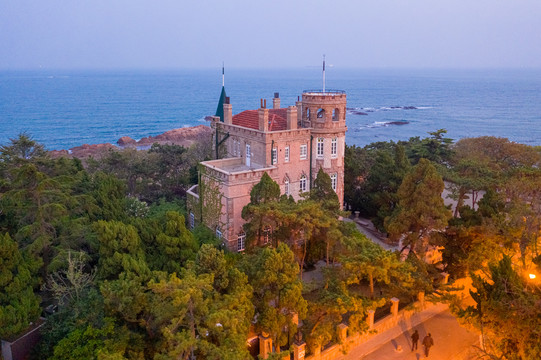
[263,227,271,244]
[284,146,290,162]
[189,212,195,229]
[331,173,337,191]
[237,233,246,252]
[299,176,307,193]
[216,228,222,240]
[272,148,277,165]
[331,138,337,158]
[300,144,307,160]
[317,137,324,158]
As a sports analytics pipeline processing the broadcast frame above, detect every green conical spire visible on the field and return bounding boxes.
[215,86,227,122]
[215,63,227,122]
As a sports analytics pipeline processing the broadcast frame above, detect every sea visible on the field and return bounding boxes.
[1,68,541,151]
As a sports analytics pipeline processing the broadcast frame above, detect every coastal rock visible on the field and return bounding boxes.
[117,136,137,147]
[48,125,213,160]
[137,125,213,147]
[350,110,368,116]
[49,149,69,157]
[69,143,116,158]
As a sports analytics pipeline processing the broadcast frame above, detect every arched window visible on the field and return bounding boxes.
[237,232,246,252]
[330,173,337,191]
[284,177,290,195]
[331,137,337,158]
[332,108,340,121]
[299,174,307,193]
[317,108,325,120]
[317,137,324,158]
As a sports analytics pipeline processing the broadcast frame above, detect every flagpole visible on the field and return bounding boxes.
[322,55,326,93]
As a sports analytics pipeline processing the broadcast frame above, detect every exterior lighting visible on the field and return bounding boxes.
[529,273,536,280]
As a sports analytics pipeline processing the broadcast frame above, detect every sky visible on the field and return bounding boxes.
[1,0,540,70]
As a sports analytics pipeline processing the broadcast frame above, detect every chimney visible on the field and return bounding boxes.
[223,97,232,125]
[296,99,303,126]
[258,107,269,132]
[287,106,297,130]
[273,92,280,109]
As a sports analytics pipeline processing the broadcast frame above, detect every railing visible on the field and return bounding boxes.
[302,89,346,95]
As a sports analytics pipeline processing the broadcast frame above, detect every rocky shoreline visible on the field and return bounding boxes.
[50,125,213,159]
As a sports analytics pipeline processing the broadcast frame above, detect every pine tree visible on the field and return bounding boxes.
[460,255,541,360]
[243,244,307,352]
[0,233,41,338]
[385,158,451,256]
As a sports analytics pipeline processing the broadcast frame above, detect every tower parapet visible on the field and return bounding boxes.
[300,90,346,130]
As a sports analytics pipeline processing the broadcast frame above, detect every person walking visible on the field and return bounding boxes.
[422,333,434,357]
[411,329,419,351]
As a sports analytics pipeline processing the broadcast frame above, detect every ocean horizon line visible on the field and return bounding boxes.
[2,66,541,73]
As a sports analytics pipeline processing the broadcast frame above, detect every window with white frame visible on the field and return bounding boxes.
[284,146,290,162]
[285,178,290,195]
[331,137,337,158]
[232,140,237,156]
[237,232,246,252]
[331,173,337,191]
[246,143,251,166]
[300,144,307,160]
[216,227,222,240]
[189,212,195,229]
[299,175,307,193]
[272,148,277,164]
[317,138,324,158]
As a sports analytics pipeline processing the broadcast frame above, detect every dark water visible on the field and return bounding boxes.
[1,68,540,150]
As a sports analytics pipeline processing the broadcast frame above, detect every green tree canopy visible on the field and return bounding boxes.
[249,172,281,205]
[150,264,253,360]
[243,244,307,352]
[460,255,541,360]
[94,220,148,280]
[310,168,340,214]
[385,158,451,256]
[0,132,47,166]
[0,233,41,338]
[341,231,413,298]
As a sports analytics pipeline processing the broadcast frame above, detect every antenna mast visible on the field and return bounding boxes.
[322,55,326,93]
[222,62,225,87]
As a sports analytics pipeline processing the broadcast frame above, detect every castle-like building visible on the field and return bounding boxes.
[187,85,347,252]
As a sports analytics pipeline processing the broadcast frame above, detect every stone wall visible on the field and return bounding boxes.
[302,298,448,360]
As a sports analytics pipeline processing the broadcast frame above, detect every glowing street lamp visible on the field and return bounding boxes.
[529,273,537,280]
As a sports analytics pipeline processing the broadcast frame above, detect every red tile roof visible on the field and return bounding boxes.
[232,109,288,131]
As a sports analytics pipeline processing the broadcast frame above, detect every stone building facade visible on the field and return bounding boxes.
[187,90,347,252]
